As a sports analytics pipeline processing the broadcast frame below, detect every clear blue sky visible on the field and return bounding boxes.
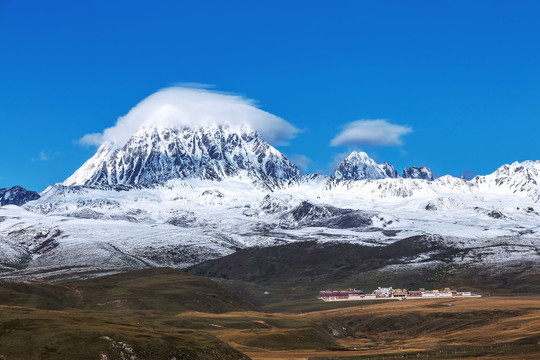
[1,1,540,190]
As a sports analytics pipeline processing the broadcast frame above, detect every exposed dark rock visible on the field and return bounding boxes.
[0,186,40,206]
[487,210,505,219]
[381,162,399,178]
[166,213,197,227]
[403,166,434,181]
[425,203,438,211]
[280,201,373,229]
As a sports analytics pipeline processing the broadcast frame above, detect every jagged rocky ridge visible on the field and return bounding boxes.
[1,125,540,282]
[333,151,434,182]
[64,125,301,189]
[0,186,40,206]
[64,125,432,190]
[403,166,434,181]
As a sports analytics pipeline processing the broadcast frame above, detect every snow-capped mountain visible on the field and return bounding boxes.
[473,160,540,201]
[402,166,434,181]
[334,151,399,180]
[333,152,434,182]
[1,124,540,282]
[64,125,301,189]
[0,83,537,284]
[0,186,40,206]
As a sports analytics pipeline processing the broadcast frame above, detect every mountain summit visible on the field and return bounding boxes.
[334,151,399,180]
[64,125,301,188]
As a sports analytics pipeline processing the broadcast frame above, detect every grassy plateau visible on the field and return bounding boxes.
[0,266,538,359]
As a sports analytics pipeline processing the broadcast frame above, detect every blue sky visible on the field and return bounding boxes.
[1,1,540,190]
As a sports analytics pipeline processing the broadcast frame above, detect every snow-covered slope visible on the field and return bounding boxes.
[1,126,540,281]
[64,125,301,189]
[473,160,540,201]
[0,157,537,282]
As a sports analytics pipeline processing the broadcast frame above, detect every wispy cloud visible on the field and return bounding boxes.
[39,151,49,161]
[172,82,215,89]
[288,154,312,172]
[31,151,60,162]
[330,119,412,147]
[80,86,300,148]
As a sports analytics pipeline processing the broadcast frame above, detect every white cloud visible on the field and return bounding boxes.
[31,150,60,162]
[287,154,312,172]
[330,119,412,147]
[80,86,300,148]
[79,133,104,146]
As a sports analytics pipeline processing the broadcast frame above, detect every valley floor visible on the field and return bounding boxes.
[192,296,540,359]
[0,268,539,359]
[1,290,539,359]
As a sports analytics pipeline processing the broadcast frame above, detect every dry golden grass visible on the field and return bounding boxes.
[184,296,540,359]
[1,268,539,359]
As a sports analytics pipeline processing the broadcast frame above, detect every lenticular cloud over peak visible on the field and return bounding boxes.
[80,87,300,148]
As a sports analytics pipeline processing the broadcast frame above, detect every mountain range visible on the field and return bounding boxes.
[0,123,539,285]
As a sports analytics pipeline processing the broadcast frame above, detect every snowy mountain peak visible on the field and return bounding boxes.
[472,160,540,199]
[344,151,372,163]
[64,124,301,188]
[334,151,399,180]
[403,166,434,181]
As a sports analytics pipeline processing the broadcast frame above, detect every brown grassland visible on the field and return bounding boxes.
[184,296,540,359]
[0,269,539,359]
